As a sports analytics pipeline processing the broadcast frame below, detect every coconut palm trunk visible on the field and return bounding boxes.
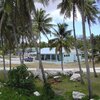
[72,1,84,84]
[9,49,11,70]
[81,0,92,99]
[38,32,46,84]
[2,53,6,78]
[1,34,6,79]
[11,0,22,64]
[61,46,64,71]
[88,25,97,77]
[21,35,24,64]
[0,8,6,79]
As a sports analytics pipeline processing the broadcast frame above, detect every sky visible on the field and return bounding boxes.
[35,0,100,42]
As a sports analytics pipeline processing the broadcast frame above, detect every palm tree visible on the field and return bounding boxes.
[84,0,99,77]
[49,23,73,71]
[57,0,84,84]
[0,33,6,78]
[0,0,53,84]
[0,0,7,78]
[33,8,52,84]
[81,0,92,99]
[58,0,93,98]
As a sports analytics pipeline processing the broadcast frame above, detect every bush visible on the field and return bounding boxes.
[7,64,35,95]
[42,83,55,100]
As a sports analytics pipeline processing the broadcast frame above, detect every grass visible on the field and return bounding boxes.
[0,71,100,100]
[51,73,100,98]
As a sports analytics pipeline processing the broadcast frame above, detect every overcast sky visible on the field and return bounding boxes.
[35,1,100,42]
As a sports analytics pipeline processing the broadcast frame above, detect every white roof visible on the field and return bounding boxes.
[41,48,56,54]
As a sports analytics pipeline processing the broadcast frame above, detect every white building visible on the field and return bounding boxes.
[29,48,84,63]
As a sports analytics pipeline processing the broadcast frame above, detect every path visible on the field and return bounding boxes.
[0,67,100,73]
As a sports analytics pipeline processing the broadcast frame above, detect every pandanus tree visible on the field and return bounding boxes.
[33,8,53,84]
[49,23,73,71]
[57,0,84,84]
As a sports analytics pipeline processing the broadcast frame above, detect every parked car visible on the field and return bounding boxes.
[24,57,33,62]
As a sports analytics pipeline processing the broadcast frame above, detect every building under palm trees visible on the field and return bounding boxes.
[29,48,84,63]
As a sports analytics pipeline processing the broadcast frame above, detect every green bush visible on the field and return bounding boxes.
[42,83,55,100]
[7,64,35,95]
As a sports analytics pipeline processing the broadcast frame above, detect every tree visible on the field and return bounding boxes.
[93,35,100,61]
[58,0,93,98]
[0,0,54,85]
[58,0,84,83]
[33,8,52,84]
[0,0,8,78]
[49,23,73,71]
[81,0,92,99]
[84,0,99,77]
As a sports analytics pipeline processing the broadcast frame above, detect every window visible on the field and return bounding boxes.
[64,54,70,57]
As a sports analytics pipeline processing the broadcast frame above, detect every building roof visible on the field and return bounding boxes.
[41,48,56,54]
[28,47,82,55]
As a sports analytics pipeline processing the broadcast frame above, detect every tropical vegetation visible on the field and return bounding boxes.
[0,0,100,99]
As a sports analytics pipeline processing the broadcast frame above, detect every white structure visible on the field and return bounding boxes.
[30,48,84,63]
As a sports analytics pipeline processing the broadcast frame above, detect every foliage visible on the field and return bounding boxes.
[49,23,73,53]
[40,42,48,48]
[7,64,35,95]
[49,23,73,70]
[92,35,100,62]
[33,8,53,38]
[42,83,55,100]
[0,73,100,99]
[76,39,90,51]
[93,35,100,54]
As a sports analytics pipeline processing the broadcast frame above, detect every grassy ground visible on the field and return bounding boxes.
[0,61,100,68]
[0,71,100,100]
[51,73,100,97]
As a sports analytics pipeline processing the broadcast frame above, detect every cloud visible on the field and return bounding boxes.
[49,8,81,24]
[50,9,64,24]
[35,1,82,24]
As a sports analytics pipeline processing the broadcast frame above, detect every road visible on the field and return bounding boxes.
[0,67,100,73]
[0,58,100,73]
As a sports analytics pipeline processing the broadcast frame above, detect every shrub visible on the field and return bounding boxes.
[42,83,55,100]
[7,64,35,95]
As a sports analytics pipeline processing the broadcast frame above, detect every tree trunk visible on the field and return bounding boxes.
[61,47,63,71]
[88,25,97,77]
[81,0,92,99]
[27,0,46,84]
[1,35,6,79]
[12,1,22,64]
[21,36,24,64]
[9,49,11,70]
[19,52,22,64]
[72,1,84,84]
[0,11,6,79]
[38,32,46,84]
[2,53,6,79]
